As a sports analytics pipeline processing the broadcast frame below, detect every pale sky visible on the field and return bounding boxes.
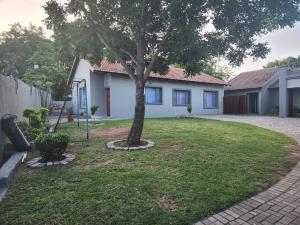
[0,0,300,75]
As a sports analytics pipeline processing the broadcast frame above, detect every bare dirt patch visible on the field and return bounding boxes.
[90,127,130,139]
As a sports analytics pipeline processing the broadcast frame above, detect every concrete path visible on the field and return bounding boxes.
[195,115,300,225]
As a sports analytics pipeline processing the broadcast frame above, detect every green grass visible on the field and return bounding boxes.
[0,118,297,225]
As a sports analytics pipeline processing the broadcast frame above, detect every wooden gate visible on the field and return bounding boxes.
[224,95,249,114]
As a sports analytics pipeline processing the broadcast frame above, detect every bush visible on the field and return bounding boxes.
[17,120,29,137]
[187,104,192,114]
[39,108,49,122]
[23,108,37,118]
[271,106,279,116]
[35,133,69,162]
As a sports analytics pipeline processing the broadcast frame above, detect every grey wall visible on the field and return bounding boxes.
[90,72,106,116]
[110,74,224,118]
[0,74,46,162]
[293,88,300,109]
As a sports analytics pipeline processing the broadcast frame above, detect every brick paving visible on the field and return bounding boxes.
[195,115,300,225]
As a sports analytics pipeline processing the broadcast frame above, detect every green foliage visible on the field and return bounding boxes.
[0,23,49,77]
[201,59,233,81]
[90,106,99,116]
[22,42,68,100]
[264,56,300,68]
[271,106,279,116]
[187,104,192,114]
[39,108,49,122]
[44,0,300,75]
[16,120,29,138]
[35,133,69,161]
[21,108,48,141]
[67,108,74,115]
[22,108,37,118]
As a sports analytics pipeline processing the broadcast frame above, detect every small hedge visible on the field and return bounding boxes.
[35,133,69,162]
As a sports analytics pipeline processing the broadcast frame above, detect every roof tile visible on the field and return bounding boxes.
[225,68,279,91]
[93,59,226,85]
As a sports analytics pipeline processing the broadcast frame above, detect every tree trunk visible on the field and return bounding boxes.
[127,79,145,146]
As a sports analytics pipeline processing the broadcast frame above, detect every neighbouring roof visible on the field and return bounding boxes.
[93,59,226,85]
[225,68,279,91]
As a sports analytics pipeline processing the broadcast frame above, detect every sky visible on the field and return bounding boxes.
[0,0,300,75]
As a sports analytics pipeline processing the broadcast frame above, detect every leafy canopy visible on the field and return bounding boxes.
[0,23,49,77]
[23,42,68,100]
[44,0,300,79]
[264,56,300,68]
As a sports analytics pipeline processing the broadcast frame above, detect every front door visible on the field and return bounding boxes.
[105,88,111,117]
[248,93,258,114]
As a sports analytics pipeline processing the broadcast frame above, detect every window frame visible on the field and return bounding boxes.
[203,90,219,109]
[172,89,192,106]
[79,87,87,109]
[144,86,163,105]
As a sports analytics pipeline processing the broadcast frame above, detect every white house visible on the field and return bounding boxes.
[68,58,226,119]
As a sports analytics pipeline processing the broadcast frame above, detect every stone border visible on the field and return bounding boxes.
[106,139,155,151]
[26,154,75,168]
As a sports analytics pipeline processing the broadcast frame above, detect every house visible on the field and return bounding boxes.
[224,66,300,117]
[69,58,226,119]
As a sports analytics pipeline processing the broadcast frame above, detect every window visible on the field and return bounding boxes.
[203,91,218,109]
[79,87,87,109]
[173,90,191,106]
[145,87,162,105]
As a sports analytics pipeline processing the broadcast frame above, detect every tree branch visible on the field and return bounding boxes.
[93,22,136,80]
[144,24,174,81]
[119,48,138,65]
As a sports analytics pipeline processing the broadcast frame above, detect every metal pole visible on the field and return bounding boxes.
[76,83,80,128]
[84,80,89,141]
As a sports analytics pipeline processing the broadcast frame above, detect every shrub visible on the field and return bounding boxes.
[39,108,49,122]
[23,108,37,118]
[91,105,99,116]
[271,106,279,116]
[187,104,192,114]
[35,133,69,162]
[17,120,29,137]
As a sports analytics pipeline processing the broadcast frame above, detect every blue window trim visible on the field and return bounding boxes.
[172,89,192,106]
[203,90,219,109]
[145,86,163,105]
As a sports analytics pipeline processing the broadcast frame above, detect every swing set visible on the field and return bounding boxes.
[53,78,90,142]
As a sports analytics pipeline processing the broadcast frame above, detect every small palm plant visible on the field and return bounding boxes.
[91,105,99,125]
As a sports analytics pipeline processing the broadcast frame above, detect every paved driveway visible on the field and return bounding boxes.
[198,115,300,144]
[195,115,300,225]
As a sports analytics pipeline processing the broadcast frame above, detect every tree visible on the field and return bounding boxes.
[264,56,300,68]
[0,23,49,77]
[23,42,68,105]
[200,59,233,81]
[44,0,300,146]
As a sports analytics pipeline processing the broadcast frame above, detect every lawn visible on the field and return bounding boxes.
[0,118,298,225]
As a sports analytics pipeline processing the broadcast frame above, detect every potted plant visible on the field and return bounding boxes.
[35,133,69,162]
[296,108,300,118]
[91,105,99,124]
[67,108,75,122]
[187,104,192,115]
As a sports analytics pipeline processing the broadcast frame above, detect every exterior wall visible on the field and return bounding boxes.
[292,88,300,109]
[90,73,106,116]
[287,78,300,89]
[269,89,279,110]
[71,59,93,115]
[0,74,46,162]
[109,74,224,118]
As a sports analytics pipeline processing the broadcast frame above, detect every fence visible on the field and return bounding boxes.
[0,74,48,162]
